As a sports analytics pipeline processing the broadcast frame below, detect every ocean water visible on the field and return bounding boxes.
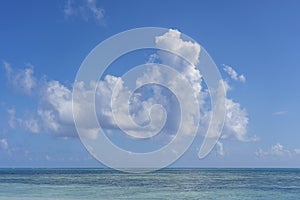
[0,168,300,199]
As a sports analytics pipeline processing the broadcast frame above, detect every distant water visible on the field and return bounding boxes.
[1,168,300,199]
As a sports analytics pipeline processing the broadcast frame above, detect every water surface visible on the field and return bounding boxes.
[1,168,300,199]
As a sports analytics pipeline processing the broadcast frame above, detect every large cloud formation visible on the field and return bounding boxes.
[3,29,252,155]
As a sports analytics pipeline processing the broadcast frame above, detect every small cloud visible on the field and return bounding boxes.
[6,107,40,134]
[271,143,289,156]
[294,149,300,155]
[147,53,159,63]
[3,60,12,76]
[45,155,52,161]
[272,111,288,116]
[216,141,224,156]
[238,74,246,82]
[64,0,105,24]
[0,138,9,150]
[2,61,36,95]
[222,64,246,83]
[23,118,40,134]
[7,108,16,129]
[256,143,300,158]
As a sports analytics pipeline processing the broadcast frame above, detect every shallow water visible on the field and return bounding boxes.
[1,168,300,199]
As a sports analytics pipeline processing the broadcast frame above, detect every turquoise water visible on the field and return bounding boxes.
[1,168,300,199]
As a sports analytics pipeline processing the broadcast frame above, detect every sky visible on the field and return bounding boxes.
[1,0,300,168]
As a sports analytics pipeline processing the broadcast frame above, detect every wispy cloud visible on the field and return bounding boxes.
[23,118,40,133]
[216,141,224,156]
[2,61,36,95]
[0,138,9,150]
[6,108,40,134]
[222,64,246,83]
[7,108,16,129]
[272,111,288,116]
[64,0,105,24]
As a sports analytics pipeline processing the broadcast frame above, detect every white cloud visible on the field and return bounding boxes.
[154,30,252,144]
[156,29,201,66]
[147,53,159,63]
[64,0,73,16]
[7,108,16,129]
[12,29,200,139]
[2,62,75,137]
[64,0,105,23]
[200,80,252,142]
[6,107,40,134]
[0,137,16,155]
[38,80,76,138]
[223,64,246,83]
[23,118,40,134]
[271,143,289,156]
[74,74,170,139]
[42,80,74,125]
[37,73,165,139]
[139,30,253,157]
[155,29,202,95]
[3,61,12,76]
[3,29,253,158]
[216,141,224,156]
[255,143,300,158]
[223,98,249,141]
[71,30,205,139]
[3,61,36,94]
[38,109,60,132]
[45,155,51,161]
[294,149,300,155]
[0,138,8,150]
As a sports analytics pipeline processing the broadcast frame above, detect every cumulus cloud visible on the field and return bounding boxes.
[256,143,300,158]
[223,98,249,141]
[223,64,246,83]
[156,29,201,66]
[154,30,251,145]
[155,29,202,94]
[73,29,204,139]
[38,80,76,138]
[3,29,253,157]
[2,62,74,137]
[64,0,105,23]
[3,61,36,94]
[74,74,174,139]
[200,80,252,142]
[124,30,251,154]
[198,80,252,156]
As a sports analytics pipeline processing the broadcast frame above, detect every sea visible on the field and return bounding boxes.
[0,168,300,199]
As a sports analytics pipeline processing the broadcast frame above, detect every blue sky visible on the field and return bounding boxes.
[1,0,300,168]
